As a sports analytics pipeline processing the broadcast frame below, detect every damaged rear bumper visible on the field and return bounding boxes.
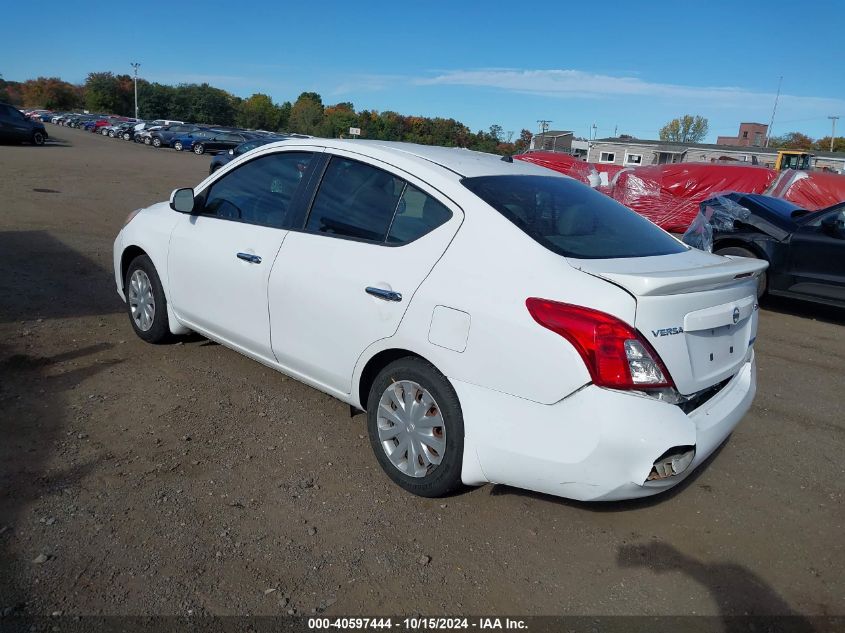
[455,352,756,502]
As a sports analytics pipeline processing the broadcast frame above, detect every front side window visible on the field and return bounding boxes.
[306,157,404,241]
[462,175,688,259]
[202,152,313,228]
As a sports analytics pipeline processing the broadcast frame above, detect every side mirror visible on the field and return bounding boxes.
[169,187,196,213]
[821,215,845,238]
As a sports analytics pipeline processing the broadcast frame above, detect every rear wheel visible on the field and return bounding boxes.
[193,143,205,155]
[143,136,152,145]
[716,246,767,299]
[123,132,131,141]
[366,357,464,498]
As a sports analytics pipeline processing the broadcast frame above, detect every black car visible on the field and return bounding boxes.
[192,131,259,155]
[0,102,48,145]
[208,135,288,173]
[687,192,845,306]
[148,124,206,148]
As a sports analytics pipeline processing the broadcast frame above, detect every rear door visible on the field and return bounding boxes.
[268,152,461,395]
[168,149,319,361]
[786,207,845,302]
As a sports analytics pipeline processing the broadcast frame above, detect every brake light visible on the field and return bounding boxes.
[525,298,673,389]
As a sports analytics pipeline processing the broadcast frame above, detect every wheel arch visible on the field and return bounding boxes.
[713,237,770,261]
[356,347,441,411]
[119,243,190,336]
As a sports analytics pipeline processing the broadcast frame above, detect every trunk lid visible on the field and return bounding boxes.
[569,249,767,395]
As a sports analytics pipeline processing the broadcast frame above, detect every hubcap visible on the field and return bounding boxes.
[127,269,155,332]
[377,380,446,478]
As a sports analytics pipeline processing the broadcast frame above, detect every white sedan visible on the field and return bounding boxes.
[113,139,766,501]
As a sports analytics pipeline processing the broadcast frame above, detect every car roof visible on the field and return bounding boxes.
[264,139,556,179]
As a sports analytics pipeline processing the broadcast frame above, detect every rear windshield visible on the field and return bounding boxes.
[462,175,687,259]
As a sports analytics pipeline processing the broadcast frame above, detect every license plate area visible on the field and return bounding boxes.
[686,321,751,383]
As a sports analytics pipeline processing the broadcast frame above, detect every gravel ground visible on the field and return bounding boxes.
[0,127,843,619]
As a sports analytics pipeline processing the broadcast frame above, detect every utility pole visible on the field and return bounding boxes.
[765,75,782,148]
[537,119,551,150]
[130,62,141,120]
[828,116,840,152]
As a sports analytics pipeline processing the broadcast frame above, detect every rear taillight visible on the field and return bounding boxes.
[525,298,674,390]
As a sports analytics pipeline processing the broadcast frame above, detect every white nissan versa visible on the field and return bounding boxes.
[113,139,767,501]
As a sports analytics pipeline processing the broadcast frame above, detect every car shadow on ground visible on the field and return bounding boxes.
[0,231,126,613]
[617,541,816,632]
[761,295,845,326]
[0,230,123,323]
[488,436,728,511]
[0,343,122,614]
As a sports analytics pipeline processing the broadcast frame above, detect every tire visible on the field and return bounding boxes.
[193,143,205,155]
[152,137,162,148]
[173,141,183,151]
[143,136,152,145]
[124,254,171,344]
[31,131,46,146]
[366,357,464,497]
[123,132,131,141]
[716,246,767,299]
[107,130,114,137]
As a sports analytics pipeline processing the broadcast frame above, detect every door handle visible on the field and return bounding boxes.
[366,287,402,302]
[236,252,262,264]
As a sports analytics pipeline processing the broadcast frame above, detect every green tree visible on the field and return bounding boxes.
[767,131,813,150]
[138,82,174,119]
[814,136,845,152]
[319,102,356,138]
[514,129,533,153]
[659,115,709,143]
[288,92,325,135]
[83,72,133,115]
[237,93,281,130]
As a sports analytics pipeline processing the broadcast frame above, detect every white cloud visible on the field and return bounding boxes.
[414,68,845,113]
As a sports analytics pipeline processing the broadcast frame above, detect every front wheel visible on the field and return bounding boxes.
[124,254,171,344]
[716,246,767,299]
[366,357,464,497]
[31,131,46,146]
[152,137,162,148]
[193,143,205,155]
[173,141,183,151]
[123,132,131,141]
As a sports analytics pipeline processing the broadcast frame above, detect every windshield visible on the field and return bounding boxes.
[462,175,688,259]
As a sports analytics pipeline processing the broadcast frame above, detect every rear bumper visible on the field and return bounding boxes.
[455,353,756,501]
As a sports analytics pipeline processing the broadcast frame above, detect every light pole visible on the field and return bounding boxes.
[828,116,840,152]
[130,62,141,120]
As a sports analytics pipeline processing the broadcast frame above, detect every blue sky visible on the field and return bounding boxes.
[3,0,844,142]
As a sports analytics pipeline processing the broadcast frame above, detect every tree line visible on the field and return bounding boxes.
[0,73,533,155]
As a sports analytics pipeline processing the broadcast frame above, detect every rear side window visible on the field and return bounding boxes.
[387,184,452,244]
[306,157,404,241]
[462,175,687,259]
[202,151,313,228]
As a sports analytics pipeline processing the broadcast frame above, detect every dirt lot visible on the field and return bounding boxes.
[0,127,843,620]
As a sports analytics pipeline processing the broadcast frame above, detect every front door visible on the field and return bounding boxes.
[268,152,461,396]
[788,207,845,302]
[168,150,318,361]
